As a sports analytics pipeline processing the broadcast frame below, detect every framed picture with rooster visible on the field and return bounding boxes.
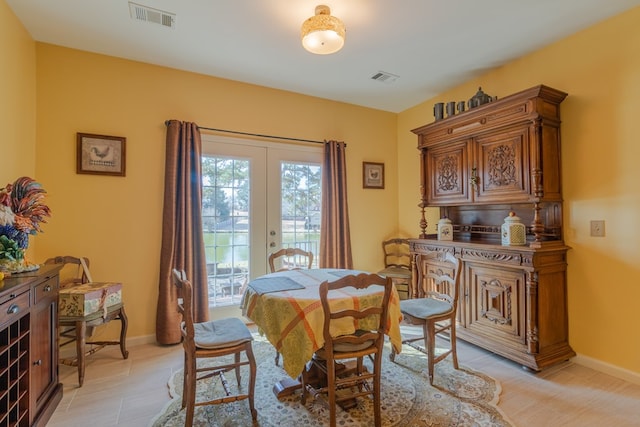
[363,161,384,189]
[77,133,126,176]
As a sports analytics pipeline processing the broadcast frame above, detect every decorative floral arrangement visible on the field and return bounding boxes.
[0,177,51,272]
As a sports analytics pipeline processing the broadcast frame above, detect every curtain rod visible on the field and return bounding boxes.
[164,121,326,145]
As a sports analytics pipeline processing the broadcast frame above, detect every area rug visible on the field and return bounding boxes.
[149,336,513,426]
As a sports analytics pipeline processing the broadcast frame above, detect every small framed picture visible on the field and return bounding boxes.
[77,133,126,176]
[363,162,384,189]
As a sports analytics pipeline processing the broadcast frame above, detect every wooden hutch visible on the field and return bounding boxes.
[1,264,62,426]
[410,85,575,370]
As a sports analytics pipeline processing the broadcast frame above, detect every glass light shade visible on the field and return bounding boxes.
[301,5,345,55]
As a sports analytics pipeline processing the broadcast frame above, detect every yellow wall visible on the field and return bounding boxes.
[0,2,36,185]
[4,0,640,375]
[398,8,640,374]
[0,1,38,259]
[33,45,398,339]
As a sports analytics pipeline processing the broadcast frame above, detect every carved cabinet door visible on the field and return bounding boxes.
[465,262,527,348]
[425,139,473,205]
[472,125,531,203]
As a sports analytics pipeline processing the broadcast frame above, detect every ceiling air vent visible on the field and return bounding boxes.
[129,2,175,29]
[371,71,399,84]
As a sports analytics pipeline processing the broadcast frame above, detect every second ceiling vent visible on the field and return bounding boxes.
[371,71,399,84]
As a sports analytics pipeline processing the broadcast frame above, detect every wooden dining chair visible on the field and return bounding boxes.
[378,238,412,299]
[268,247,313,273]
[301,273,393,427]
[44,255,128,387]
[268,247,313,366]
[390,250,462,385]
[172,269,257,426]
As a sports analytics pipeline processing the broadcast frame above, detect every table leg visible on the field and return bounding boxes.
[272,377,302,398]
[272,361,325,399]
[281,359,361,409]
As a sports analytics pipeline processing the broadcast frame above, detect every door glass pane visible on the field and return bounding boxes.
[280,161,321,267]
[202,156,250,307]
[201,136,321,313]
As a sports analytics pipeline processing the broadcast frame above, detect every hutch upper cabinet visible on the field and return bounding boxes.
[410,85,575,370]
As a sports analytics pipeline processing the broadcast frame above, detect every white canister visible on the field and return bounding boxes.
[437,217,453,241]
[501,211,526,246]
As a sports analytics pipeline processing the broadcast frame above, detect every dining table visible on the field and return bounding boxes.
[240,268,403,398]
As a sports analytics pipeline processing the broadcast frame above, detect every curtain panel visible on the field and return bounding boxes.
[156,120,209,345]
[319,140,353,269]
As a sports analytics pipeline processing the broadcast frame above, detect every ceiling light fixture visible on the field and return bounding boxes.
[301,5,346,55]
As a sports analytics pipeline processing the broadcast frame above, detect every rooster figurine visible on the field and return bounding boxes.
[9,177,51,237]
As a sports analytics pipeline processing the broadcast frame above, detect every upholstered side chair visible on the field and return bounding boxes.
[390,250,462,384]
[172,269,257,426]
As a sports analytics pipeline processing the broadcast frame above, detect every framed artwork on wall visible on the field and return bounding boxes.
[363,162,384,189]
[76,133,126,176]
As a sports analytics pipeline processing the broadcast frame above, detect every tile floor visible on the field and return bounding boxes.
[47,325,640,426]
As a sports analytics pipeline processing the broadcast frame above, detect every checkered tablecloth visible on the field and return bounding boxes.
[241,269,403,379]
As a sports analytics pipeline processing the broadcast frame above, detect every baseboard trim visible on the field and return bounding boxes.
[573,353,640,385]
[126,334,158,347]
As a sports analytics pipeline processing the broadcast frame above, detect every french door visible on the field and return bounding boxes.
[201,134,322,315]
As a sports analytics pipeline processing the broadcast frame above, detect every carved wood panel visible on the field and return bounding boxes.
[474,126,530,203]
[466,262,525,344]
[426,139,471,204]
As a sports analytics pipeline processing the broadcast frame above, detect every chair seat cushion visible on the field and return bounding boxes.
[400,298,453,320]
[189,317,253,349]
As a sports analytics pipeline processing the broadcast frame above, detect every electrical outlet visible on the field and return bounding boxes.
[590,220,605,237]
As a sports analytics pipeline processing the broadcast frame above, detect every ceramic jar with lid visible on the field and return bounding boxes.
[501,211,526,246]
[437,217,453,241]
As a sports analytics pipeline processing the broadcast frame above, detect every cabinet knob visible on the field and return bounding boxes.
[33,359,42,366]
[470,167,480,196]
[44,285,52,292]
[7,304,20,315]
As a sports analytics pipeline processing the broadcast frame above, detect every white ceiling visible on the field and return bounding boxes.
[6,0,640,113]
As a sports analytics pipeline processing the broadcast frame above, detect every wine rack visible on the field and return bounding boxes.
[0,313,30,427]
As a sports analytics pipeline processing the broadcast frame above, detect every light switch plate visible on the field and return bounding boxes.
[590,220,605,237]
